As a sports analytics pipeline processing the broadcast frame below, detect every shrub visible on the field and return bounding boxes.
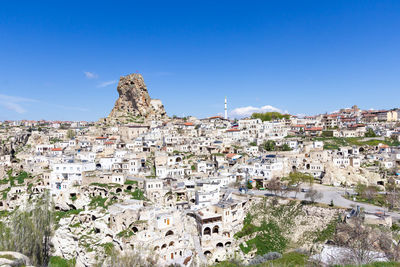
[314,217,338,242]
[251,112,290,121]
[268,252,308,266]
[0,193,53,266]
[124,180,138,185]
[131,189,145,200]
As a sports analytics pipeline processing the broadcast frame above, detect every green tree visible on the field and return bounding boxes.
[0,192,53,266]
[283,172,314,198]
[246,180,253,189]
[251,112,290,122]
[322,130,334,137]
[355,183,367,198]
[66,129,76,139]
[263,140,276,151]
[305,188,323,203]
[364,128,376,137]
[281,144,292,151]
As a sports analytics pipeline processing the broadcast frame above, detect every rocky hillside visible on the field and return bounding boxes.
[0,132,31,157]
[234,197,343,264]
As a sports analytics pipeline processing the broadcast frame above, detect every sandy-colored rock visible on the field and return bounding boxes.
[107,73,166,123]
[322,162,382,186]
[0,251,31,267]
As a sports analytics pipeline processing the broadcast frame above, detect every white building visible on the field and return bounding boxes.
[50,162,96,195]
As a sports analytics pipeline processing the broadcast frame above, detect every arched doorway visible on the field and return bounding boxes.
[212,225,219,234]
[203,227,211,235]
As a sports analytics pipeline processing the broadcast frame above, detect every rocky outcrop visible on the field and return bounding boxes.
[235,198,342,263]
[0,132,31,157]
[107,73,167,123]
[322,163,382,186]
[0,251,31,267]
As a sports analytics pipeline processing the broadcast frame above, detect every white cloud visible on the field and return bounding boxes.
[84,71,98,79]
[296,113,307,118]
[2,102,26,114]
[97,80,117,88]
[230,105,288,118]
[0,93,89,115]
[0,94,37,114]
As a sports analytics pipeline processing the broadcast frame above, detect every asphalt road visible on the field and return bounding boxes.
[234,184,400,221]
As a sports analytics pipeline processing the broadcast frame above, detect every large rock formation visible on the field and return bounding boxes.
[106,73,167,123]
[322,162,382,186]
[0,132,31,157]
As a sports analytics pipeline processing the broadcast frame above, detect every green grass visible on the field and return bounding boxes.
[0,210,10,218]
[1,170,32,187]
[344,193,387,208]
[131,189,146,200]
[16,171,29,184]
[314,217,339,242]
[1,188,10,200]
[100,242,114,256]
[0,254,16,260]
[239,221,287,255]
[314,137,400,150]
[54,209,83,223]
[235,211,289,255]
[48,256,76,267]
[89,196,108,209]
[235,200,305,256]
[333,262,400,267]
[264,252,308,266]
[89,182,119,189]
[124,180,138,185]
[69,222,81,228]
[213,252,309,267]
[117,229,135,238]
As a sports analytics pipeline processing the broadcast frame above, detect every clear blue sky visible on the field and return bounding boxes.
[0,0,399,121]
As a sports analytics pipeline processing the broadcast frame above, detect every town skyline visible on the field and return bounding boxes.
[1,2,400,265]
[1,1,400,120]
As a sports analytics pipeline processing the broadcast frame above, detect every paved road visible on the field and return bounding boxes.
[232,184,400,220]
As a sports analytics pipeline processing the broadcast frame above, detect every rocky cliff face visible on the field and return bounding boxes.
[0,132,31,157]
[107,73,167,123]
